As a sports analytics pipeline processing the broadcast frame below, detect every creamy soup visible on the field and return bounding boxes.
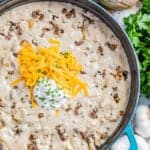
[0,2,131,150]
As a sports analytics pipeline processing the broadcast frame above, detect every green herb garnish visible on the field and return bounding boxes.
[124,0,150,98]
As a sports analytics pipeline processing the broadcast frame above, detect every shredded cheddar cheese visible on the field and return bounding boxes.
[28,19,34,29]
[55,109,60,117]
[11,38,89,107]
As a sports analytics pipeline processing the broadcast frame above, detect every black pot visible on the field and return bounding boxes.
[0,0,140,149]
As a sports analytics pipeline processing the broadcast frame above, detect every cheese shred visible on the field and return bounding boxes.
[11,38,89,107]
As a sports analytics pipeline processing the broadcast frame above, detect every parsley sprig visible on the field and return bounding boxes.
[124,0,150,98]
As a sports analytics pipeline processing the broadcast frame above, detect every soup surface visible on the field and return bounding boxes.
[0,2,131,150]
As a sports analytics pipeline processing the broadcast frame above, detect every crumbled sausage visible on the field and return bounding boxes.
[13,86,18,89]
[67,9,76,18]
[73,128,79,135]
[10,62,15,69]
[102,69,106,78]
[9,21,23,35]
[62,8,67,14]
[74,40,84,46]
[112,86,117,91]
[20,39,29,46]
[122,70,128,81]
[119,110,124,116]
[27,142,38,150]
[13,53,18,57]
[32,10,44,20]
[106,42,117,51]
[0,119,5,129]
[95,70,106,78]
[52,15,59,20]
[56,124,68,141]
[8,70,14,75]
[111,66,123,80]
[11,102,16,109]
[15,128,22,135]
[116,66,123,80]
[80,131,89,141]
[62,8,76,19]
[84,51,88,56]
[80,71,86,74]
[28,134,38,150]
[29,134,37,141]
[43,28,50,32]
[97,70,101,74]
[74,103,82,115]
[40,27,50,37]
[89,107,98,119]
[113,93,120,103]
[11,113,22,123]
[78,14,94,40]
[14,126,23,135]
[0,32,12,40]
[49,21,64,35]
[102,84,107,90]
[65,105,72,112]
[0,98,5,107]
[38,113,44,118]
[98,45,104,56]
[0,32,5,36]
[5,34,12,40]
[31,39,38,46]
[80,131,94,143]
[100,132,108,140]
[108,118,117,122]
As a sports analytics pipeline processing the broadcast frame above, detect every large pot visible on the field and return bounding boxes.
[0,0,140,149]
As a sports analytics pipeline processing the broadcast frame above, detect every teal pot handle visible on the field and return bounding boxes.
[124,123,138,150]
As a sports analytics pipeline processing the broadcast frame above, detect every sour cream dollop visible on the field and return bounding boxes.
[34,77,67,110]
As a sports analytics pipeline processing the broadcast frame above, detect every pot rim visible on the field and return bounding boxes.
[0,0,140,149]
